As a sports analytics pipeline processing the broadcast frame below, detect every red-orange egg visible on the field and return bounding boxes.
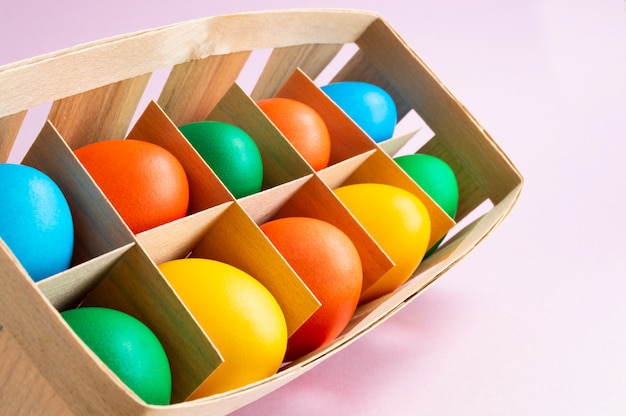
[75,139,189,234]
[257,97,331,171]
[260,217,362,361]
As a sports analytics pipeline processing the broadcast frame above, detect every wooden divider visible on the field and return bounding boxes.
[341,148,455,249]
[190,202,321,336]
[273,68,378,164]
[22,122,135,265]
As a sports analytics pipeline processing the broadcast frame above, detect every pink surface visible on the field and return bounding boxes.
[2,1,626,415]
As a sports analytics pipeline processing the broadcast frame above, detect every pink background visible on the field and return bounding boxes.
[2,1,626,415]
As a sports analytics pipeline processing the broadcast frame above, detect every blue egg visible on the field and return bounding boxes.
[0,164,74,282]
[321,81,397,143]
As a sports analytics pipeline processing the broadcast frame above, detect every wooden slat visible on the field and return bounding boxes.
[48,74,151,149]
[251,43,343,100]
[38,244,134,311]
[342,149,456,249]
[331,50,489,218]
[377,130,420,157]
[159,51,251,125]
[0,10,378,118]
[330,50,491,219]
[353,19,523,203]
[0,110,26,161]
[137,203,232,265]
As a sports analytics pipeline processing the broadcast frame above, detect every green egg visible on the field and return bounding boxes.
[61,307,172,405]
[394,153,459,255]
[179,121,264,198]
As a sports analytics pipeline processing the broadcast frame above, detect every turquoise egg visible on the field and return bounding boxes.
[61,307,172,405]
[321,81,397,143]
[0,163,74,282]
[179,121,263,198]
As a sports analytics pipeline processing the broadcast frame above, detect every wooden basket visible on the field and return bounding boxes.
[0,9,523,416]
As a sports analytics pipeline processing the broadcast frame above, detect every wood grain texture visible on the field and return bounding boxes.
[38,244,135,311]
[341,149,456,249]
[137,203,232,265]
[0,110,25,161]
[0,326,73,415]
[353,19,523,203]
[251,43,343,100]
[0,240,146,416]
[272,174,394,293]
[190,202,321,336]
[159,51,251,125]
[273,68,378,164]
[208,82,313,188]
[331,49,414,120]
[0,9,379,118]
[48,74,151,149]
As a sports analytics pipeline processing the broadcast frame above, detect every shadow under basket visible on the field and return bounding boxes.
[0,9,523,416]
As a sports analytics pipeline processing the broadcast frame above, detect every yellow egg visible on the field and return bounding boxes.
[157,258,287,398]
[334,183,431,303]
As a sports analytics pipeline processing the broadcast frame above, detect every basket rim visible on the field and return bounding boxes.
[0,8,382,119]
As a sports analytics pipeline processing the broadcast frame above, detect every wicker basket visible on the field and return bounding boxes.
[0,9,522,415]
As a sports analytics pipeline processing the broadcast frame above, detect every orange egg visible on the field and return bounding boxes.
[75,139,189,234]
[260,217,362,361]
[257,97,331,171]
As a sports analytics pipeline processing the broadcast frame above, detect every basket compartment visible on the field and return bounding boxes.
[172,201,321,336]
[0,9,522,416]
[206,81,314,188]
[251,174,394,293]
[127,100,234,213]
[80,243,222,403]
[271,68,379,164]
